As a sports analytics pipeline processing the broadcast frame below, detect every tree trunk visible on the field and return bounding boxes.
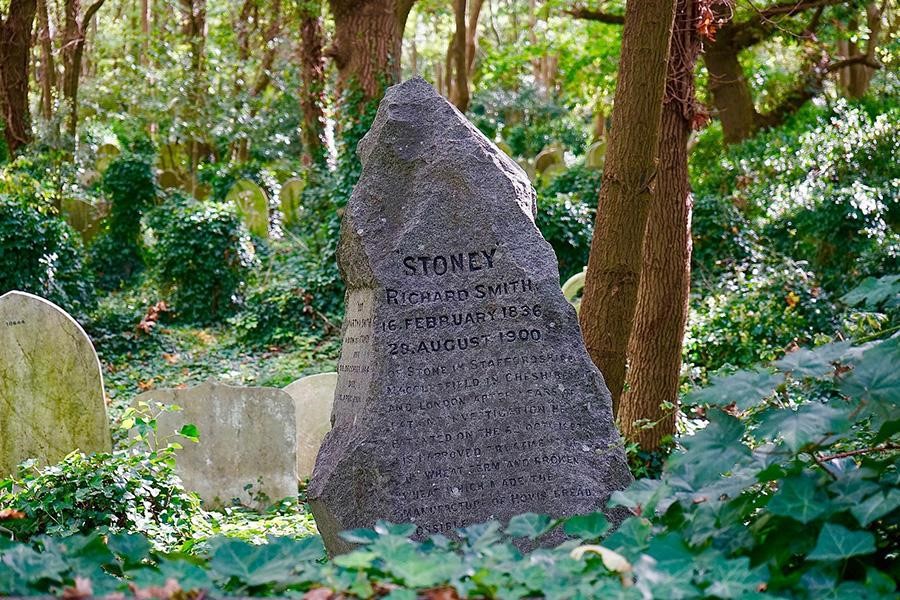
[140,0,150,65]
[36,0,55,122]
[579,0,677,410]
[703,31,759,144]
[327,0,415,102]
[847,4,882,98]
[61,0,106,140]
[298,0,328,167]
[466,0,483,76]
[619,0,696,447]
[0,0,38,155]
[450,0,469,111]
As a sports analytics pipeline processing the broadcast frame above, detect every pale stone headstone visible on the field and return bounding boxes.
[226,179,269,239]
[158,170,182,190]
[0,291,111,476]
[540,162,566,183]
[534,146,564,174]
[279,178,305,228]
[135,380,297,509]
[283,373,337,479]
[586,140,606,170]
[309,78,633,554]
[95,143,121,173]
[61,197,105,242]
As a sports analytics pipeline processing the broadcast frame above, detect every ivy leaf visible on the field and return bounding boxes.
[107,533,151,565]
[840,274,900,309]
[563,512,609,540]
[209,536,320,585]
[603,517,652,561]
[851,489,900,526]
[774,346,839,378]
[129,558,215,591]
[339,528,380,545]
[685,369,783,411]
[808,523,875,561]
[374,521,418,538]
[505,513,556,539]
[669,410,751,488]
[610,479,673,516]
[767,474,832,524]
[178,424,200,442]
[706,557,766,599]
[840,339,900,428]
[754,404,850,452]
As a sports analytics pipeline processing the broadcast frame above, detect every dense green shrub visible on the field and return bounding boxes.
[2,328,897,598]
[0,198,94,315]
[685,257,834,374]
[149,196,257,323]
[88,154,158,289]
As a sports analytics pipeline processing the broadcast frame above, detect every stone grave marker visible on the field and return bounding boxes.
[280,177,306,228]
[158,170,182,190]
[61,197,105,241]
[586,140,606,170]
[309,78,633,554]
[534,146,564,173]
[226,179,269,238]
[95,143,121,173]
[135,380,297,509]
[0,291,111,476]
[283,373,337,479]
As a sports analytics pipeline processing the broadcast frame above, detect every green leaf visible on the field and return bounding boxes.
[808,523,875,561]
[374,521,417,537]
[339,528,380,544]
[684,369,783,411]
[705,557,766,599]
[609,479,672,516]
[840,339,900,428]
[107,533,151,565]
[754,404,850,452]
[774,346,839,378]
[767,473,832,524]
[841,274,900,309]
[333,551,378,569]
[178,423,200,442]
[505,513,555,539]
[603,517,652,560]
[563,512,609,540]
[851,489,900,526]
[209,536,319,585]
[669,410,751,488]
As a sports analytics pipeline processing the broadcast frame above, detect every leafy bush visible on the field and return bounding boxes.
[149,196,257,323]
[0,408,200,550]
[88,154,158,289]
[685,257,833,374]
[0,197,94,315]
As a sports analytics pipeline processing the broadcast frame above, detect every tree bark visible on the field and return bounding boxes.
[298,0,328,167]
[619,0,697,450]
[702,28,759,145]
[36,0,55,121]
[327,0,416,102]
[450,0,469,111]
[466,0,484,76]
[61,0,106,139]
[579,0,677,410]
[0,0,38,155]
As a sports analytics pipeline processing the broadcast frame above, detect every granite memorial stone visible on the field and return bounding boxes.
[136,380,297,509]
[309,78,633,554]
[283,372,338,479]
[0,291,111,475]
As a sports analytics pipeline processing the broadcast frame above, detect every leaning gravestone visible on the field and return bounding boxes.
[283,373,337,479]
[226,179,270,239]
[136,380,297,509]
[534,146,564,174]
[279,177,306,228]
[309,78,633,554]
[0,291,111,476]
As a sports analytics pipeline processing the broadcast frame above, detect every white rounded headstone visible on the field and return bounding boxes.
[283,373,337,479]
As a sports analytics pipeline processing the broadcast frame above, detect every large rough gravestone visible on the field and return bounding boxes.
[283,373,337,479]
[0,291,111,475]
[309,78,633,554]
[135,380,297,509]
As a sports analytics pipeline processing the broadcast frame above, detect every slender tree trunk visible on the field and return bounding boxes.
[450,0,469,111]
[298,0,328,167]
[36,0,55,121]
[847,4,882,98]
[178,0,206,177]
[0,0,38,155]
[140,0,150,65]
[61,0,106,140]
[619,0,697,449]
[703,31,759,144]
[466,0,484,76]
[327,0,416,102]
[579,0,677,410]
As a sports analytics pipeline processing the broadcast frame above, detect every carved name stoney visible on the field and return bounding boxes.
[308,78,633,554]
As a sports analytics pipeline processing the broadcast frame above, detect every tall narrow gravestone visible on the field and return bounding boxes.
[0,291,111,476]
[135,380,297,509]
[309,78,633,554]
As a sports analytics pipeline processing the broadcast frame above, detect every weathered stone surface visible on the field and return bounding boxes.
[309,78,633,554]
[226,179,269,238]
[284,373,337,479]
[0,291,111,475]
[280,178,306,228]
[136,380,297,509]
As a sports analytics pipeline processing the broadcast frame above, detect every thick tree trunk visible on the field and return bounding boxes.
[0,0,38,155]
[450,0,469,111]
[36,0,55,121]
[579,0,677,410]
[846,4,882,98]
[298,0,328,167]
[703,32,759,144]
[327,0,415,102]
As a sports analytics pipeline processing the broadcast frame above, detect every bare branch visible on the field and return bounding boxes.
[82,0,107,29]
[565,6,625,24]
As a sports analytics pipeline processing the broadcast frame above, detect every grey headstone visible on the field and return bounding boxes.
[283,373,337,479]
[0,291,111,475]
[135,380,297,509]
[309,78,633,554]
